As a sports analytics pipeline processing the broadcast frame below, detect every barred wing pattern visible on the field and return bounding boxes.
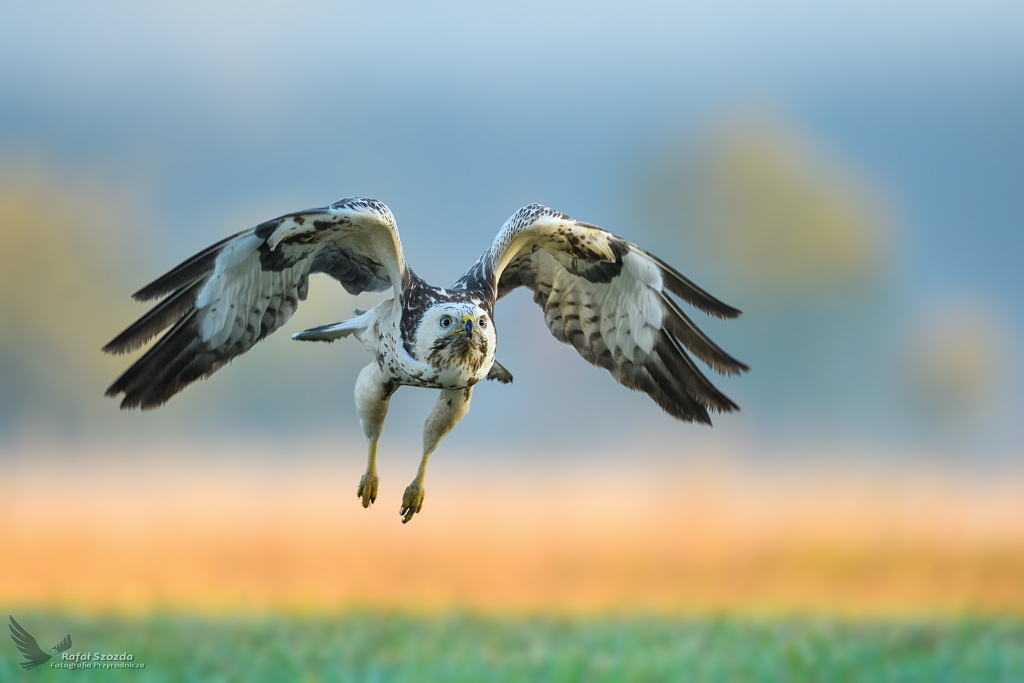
[103,198,403,409]
[457,205,747,423]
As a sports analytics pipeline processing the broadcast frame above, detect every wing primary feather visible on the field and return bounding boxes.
[657,333,740,414]
[643,360,713,424]
[131,230,244,302]
[134,342,219,410]
[105,309,199,408]
[102,278,206,355]
[659,292,750,375]
[645,251,743,319]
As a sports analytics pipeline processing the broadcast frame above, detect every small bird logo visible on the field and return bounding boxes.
[8,616,72,670]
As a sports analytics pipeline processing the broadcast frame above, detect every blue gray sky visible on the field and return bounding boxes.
[1,1,1021,455]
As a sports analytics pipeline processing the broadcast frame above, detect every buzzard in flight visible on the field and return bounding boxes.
[105,199,747,522]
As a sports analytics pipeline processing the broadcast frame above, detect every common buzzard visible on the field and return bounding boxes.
[105,199,747,522]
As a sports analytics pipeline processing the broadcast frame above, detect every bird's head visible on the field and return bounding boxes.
[418,301,495,371]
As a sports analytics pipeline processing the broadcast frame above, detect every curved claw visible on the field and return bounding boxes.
[357,471,379,508]
[400,483,425,523]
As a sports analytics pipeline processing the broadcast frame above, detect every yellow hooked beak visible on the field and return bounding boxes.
[449,314,483,336]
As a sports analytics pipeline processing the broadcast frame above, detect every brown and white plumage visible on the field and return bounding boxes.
[454,204,747,423]
[105,198,746,521]
[104,197,402,409]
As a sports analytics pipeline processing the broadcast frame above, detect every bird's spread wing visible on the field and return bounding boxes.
[9,616,51,670]
[456,204,747,423]
[103,197,404,409]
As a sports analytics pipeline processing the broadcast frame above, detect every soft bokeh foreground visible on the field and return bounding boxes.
[3,441,1022,617]
[3,614,1024,682]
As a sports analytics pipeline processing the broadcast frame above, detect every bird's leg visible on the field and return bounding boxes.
[354,364,396,508]
[401,387,473,523]
[358,440,379,507]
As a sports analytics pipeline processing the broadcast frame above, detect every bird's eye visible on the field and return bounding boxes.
[478,317,487,329]
[440,316,453,328]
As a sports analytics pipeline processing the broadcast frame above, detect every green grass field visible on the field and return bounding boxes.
[3,614,1023,682]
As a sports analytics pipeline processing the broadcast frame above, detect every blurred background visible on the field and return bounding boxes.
[2,0,1023,660]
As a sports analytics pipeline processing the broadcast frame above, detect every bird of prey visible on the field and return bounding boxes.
[8,616,72,670]
[104,199,747,522]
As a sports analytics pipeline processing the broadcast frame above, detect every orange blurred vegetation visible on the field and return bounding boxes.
[2,442,1023,617]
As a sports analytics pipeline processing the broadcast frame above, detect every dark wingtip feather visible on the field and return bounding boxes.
[107,306,241,411]
[660,292,750,376]
[645,251,743,319]
[105,310,199,409]
[131,231,242,302]
[103,278,205,355]
[633,360,714,424]
[655,334,741,417]
[486,360,514,384]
